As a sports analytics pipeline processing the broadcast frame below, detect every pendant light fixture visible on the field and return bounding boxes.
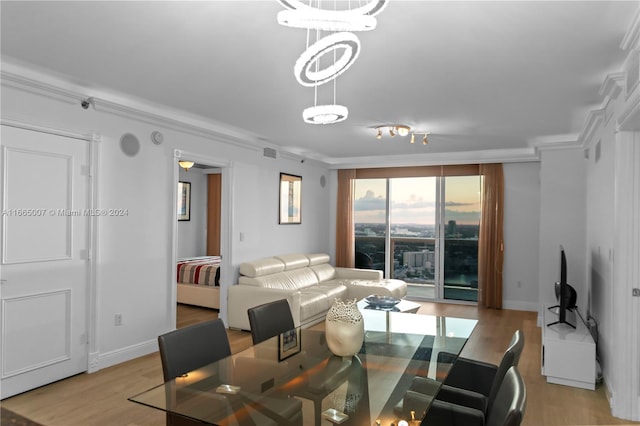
[277,0,387,124]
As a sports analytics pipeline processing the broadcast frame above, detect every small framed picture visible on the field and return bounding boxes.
[177,181,191,221]
[278,328,301,361]
[279,173,302,224]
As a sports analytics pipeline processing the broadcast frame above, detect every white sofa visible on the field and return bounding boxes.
[227,253,407,330]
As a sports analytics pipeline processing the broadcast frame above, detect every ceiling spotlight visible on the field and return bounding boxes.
[423,134,429,145]
[389,128,396,137]
[396,125,410,137]
[410,133,416,144]
[376,128,382,139]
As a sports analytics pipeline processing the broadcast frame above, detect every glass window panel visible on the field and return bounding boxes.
[443,176,481,302]
[390,177,437,299]
[354,179,387,273]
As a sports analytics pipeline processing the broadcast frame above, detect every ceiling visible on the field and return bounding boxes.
[1,1,637,166]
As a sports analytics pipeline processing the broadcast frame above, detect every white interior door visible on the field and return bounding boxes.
[1,124,90,399]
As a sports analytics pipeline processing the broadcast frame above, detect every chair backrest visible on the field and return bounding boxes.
[486,366,527,426]
[486,330,525,413]
[247,299,295,345]
[157,319,231,382]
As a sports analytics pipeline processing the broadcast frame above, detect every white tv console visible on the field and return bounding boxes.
[541,305,596,390]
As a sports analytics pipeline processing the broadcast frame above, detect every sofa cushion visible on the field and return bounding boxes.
[307,253,330,265]
[240,258,285,278]
[299,291,332,320]
[306,283,349,302]
[309,263,337,282]
[239,268,319,290]
[275,254,310,270]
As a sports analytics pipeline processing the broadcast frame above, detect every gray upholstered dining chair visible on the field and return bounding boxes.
[247,299,295,345]
[420,366,527,426]
[397,329,524,419]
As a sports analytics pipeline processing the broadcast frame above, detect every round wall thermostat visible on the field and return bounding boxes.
[151,131,164,145]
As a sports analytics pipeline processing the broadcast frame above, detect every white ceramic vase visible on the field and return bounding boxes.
[325,299,364,357]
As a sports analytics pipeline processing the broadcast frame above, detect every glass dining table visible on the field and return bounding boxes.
[129,309,477,426]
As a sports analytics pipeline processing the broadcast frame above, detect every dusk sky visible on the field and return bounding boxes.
[354,177,481,225]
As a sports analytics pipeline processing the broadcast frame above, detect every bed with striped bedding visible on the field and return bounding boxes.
[177,256,221,309]
[177,256,221,286]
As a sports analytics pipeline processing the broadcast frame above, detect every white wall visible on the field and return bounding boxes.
[177,167,207,259]
[503,162,541,311]
[584,114,617,379]
[0,66,332,370]
[538,148,587,318]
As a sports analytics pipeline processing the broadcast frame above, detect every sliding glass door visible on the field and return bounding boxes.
[354,175,481,302]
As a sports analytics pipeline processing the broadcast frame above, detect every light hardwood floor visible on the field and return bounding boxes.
[2,303,638,426]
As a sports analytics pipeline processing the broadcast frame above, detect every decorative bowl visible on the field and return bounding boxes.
[364,295,401,309]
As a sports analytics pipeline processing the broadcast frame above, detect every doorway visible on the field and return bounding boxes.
[171,150,232,329]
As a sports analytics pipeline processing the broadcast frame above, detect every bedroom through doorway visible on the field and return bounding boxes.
[175,161,223,328]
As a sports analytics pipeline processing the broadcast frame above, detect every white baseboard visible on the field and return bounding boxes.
[88,339,157,373]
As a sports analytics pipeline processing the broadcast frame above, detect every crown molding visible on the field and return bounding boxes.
[600,72,625,99]
[0,60,313,161]
[324,147,539,169]
[618,91,640,131]
[530,133,581,152]
[88,97,263,154]
[1,70,84,105]
[576,109,606,147]
[620,6,640,51]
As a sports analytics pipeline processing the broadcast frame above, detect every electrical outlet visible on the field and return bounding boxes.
[114,313,123,326]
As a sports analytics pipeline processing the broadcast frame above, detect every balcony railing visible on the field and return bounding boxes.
[355,235,478,301]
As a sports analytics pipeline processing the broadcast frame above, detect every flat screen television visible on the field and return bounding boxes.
[547,245,577,329]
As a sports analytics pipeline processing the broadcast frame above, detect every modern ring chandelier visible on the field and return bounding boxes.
[277,0,388,124]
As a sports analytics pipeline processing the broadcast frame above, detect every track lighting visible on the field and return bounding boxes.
[373,125,430,146]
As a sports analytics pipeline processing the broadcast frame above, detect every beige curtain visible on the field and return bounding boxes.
[335,169,356,267]
[478,163,505,309]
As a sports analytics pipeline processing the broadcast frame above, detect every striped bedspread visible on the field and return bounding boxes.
[177,256,221,286]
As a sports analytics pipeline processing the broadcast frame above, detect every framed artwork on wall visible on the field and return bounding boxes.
[279,173,302,224]
[177,181,191,221]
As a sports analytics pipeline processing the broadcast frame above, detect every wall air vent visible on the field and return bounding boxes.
[263,147,277,159]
